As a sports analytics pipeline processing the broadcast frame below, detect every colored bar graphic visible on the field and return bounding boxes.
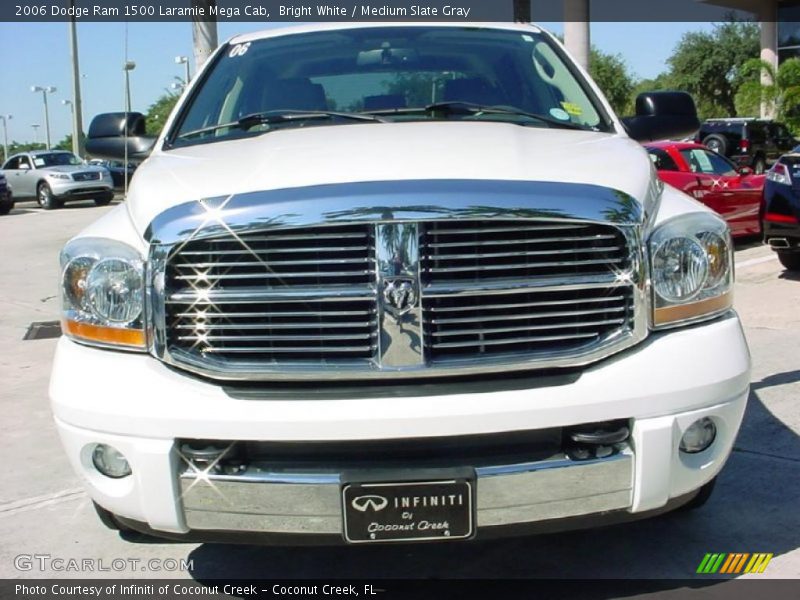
[744,553,774,574]
[697,553,726,574]
[697,553,773,574]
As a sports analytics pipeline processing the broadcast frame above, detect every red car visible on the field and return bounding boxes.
[645,141,765,237]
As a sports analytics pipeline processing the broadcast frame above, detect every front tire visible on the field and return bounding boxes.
[777,252,800,271]
[94,193,113,207]
[37,182,58,210]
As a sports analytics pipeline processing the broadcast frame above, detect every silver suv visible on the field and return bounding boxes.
[1,150,113,210]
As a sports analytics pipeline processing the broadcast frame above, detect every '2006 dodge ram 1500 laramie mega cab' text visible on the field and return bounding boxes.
[51,23,751,544]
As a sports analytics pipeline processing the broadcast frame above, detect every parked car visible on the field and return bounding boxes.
[0,170,13,215]
[87,159,136,189]
[763,145,800,270]
[1,150,114,210]
[53,23,750,545]
[645,141,765,238]
[694,118,798,174]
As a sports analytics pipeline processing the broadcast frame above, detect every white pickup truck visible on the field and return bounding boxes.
[52,22,750,544]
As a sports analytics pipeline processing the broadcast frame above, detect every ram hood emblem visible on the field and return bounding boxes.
[382,277,418,315]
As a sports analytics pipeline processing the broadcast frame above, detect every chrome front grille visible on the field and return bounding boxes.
[156,218,643,381]
[420,221,633,361]
[424,286,634,360]
[73,171,101,181]
[164,224,378,362]
[421,221,629,281]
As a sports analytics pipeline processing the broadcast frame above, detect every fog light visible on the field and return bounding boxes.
[92,444,131,478]
[680,418,717,454]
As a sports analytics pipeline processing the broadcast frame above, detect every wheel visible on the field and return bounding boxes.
[0,200,12,216]
[703,135,728,156]
[777,252,800,271]
[679,477,717,512]
[92,501,133,532]
[94,193,113,207]
[37,182,58,210]
[752,157,767,175]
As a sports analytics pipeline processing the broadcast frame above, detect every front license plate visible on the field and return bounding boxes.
[342,479,473,543]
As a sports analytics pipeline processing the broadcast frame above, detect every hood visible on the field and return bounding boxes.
[127,121,654,236]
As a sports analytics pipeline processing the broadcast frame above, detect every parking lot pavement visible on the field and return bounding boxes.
[0,203,798,585]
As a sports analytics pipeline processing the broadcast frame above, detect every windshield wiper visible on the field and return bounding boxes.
[427,102,597,131]
[367,101,594,131]
[177,110,386,140]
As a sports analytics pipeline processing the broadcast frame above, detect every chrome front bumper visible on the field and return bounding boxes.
[179,448,633,535]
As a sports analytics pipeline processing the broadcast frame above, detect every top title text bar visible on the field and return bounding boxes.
[1,0,758,23]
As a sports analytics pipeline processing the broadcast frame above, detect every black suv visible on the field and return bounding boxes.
[695,118,798,174]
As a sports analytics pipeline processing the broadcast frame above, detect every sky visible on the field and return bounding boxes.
[0,20,716,147]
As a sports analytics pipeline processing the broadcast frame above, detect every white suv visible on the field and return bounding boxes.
[52,23,750,544]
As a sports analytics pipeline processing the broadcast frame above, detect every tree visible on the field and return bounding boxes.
[6,141,45,157]
[145,92,180,137]
[589,47,635,115]
[667,20,759,118]
[736,58,800,131]
[54,134,79,152]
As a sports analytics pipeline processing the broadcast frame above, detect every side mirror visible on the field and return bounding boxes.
[739,167,753,177]
[86,112,156,161]
[622,92,700,143]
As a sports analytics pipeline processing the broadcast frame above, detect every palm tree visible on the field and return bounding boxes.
[736,58,800,131]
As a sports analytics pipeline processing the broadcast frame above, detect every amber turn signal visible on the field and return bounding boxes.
[62,319,146,349]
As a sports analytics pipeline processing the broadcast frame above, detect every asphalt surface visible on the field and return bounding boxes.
[0,198,798,588]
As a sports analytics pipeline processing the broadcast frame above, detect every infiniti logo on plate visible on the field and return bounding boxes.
[351,495,389,512]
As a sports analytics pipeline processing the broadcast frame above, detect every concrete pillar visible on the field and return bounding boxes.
[760,1,779,119]
[564,0,590,72]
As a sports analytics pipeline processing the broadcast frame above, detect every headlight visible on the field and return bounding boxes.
[649,212,733,328]
[47,172,72,181]
[60,238,146,350]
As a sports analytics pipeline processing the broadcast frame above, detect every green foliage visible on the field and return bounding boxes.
[145,92,180,136]
[3,141,46,162]
[589,47,635,115]
[737,58,800,132]
[54,134,75,152]
[666,20,759,118]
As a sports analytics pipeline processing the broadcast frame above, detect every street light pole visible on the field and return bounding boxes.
[123,61,136,113]
[68,3,85,157]
[31,86,56,150]
[62,100,74,149]
[0,114,11,163]
[175,55,191,85]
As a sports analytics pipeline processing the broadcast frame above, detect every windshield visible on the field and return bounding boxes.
[35,153,82,167]
[170,26,610,147]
